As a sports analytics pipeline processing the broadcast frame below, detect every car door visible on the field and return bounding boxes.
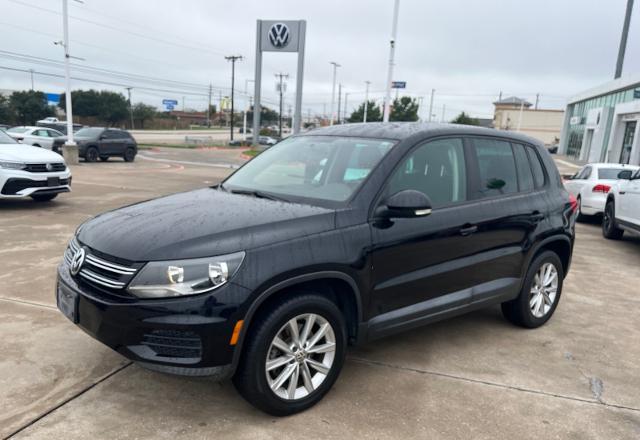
[368,137,518,333]
[617,169,640,226]
[100,129,120,155]
[32,129,52,148]
[564,165,591,198]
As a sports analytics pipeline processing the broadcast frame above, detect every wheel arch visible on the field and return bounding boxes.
[527,235,573,279]
[230,271,362,373]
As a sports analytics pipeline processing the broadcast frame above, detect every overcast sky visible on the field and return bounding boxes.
[1,0,639,120]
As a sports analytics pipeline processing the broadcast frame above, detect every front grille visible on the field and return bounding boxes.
[24,163,66,173]
[2,178,70,195]
[65,239,139,293]
[141,330,203,359]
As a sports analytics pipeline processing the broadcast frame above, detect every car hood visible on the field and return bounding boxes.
[77,188,336,261]
[0,143,66,162]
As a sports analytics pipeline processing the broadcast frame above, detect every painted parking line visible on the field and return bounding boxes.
[138,153,240,169]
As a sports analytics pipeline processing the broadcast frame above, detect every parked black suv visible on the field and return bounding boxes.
[52,127,137,162]
[56,123,575,415]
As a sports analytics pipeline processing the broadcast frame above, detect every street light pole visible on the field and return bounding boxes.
[29,69,34,90]
[428,88,435,122]
[363,80,370,123]
[126,87,134,129]
[615,0,634,79]
[243,79,254,140]
[344,92,349,123]
[383,0,400,123]
[329,61,340,125]
[275,73,289,137]
[337,84,342,124]
[61,0,76,162]
[225,55,243,141]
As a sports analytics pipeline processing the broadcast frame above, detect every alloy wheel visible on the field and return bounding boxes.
[265,313,336,400]
[529,262,558,318]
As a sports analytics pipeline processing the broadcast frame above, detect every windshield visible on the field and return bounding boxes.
[7,127,29,134]
[598,168,631,179]
[224,135,395,202]
[75,127,104,137]
[0,130,17,144]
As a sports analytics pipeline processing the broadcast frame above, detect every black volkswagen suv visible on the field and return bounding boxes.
[56,123,575,415]
[52,127,137,162]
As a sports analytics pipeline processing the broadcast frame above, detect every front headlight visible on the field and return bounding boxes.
[127,251,245,298]
[0,161,26,170]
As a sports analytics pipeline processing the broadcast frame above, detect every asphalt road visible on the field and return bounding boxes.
[1,149,639,439]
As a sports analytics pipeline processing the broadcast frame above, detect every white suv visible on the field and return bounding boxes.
[0,130,72,202]
[603,167,640,239]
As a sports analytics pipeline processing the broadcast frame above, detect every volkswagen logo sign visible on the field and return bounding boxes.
[45,163,53,171]
[70,247,86,276]
[268,23,290,48]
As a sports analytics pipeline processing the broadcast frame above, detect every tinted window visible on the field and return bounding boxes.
[75,127,104,138]
[388,138,466,208]
[526,146,546,188]
[47,129,63,137]
[598,168,628,179]
[473,138,518,196]
[103,130,120,139]
[513,143,534,192]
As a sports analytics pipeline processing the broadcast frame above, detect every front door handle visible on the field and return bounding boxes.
[459,225,478,236]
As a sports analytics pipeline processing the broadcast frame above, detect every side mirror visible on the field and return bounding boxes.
[618,170,633,180]
[379,190,433,218]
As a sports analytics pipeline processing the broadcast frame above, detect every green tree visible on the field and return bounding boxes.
[246,105,279,125]
[59,89,101,117]
[0,95,13,124]
[9,91,54,125]
[390,96,419,122]
[59,90,129,125]
[132,103,156,129]
[451,112,479,126]
[348,100,382,122]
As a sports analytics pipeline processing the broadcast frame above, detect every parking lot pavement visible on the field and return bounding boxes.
[1,150,639,439]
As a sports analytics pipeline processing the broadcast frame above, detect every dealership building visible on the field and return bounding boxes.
[559,75,640,164]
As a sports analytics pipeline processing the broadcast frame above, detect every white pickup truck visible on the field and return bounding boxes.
[603,168,640,239]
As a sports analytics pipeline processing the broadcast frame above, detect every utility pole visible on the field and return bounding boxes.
[344,93,349,123]
[329,61,340,125]
[535,93,540,110]
[225,55,243,141]
[29,69,34,90]
[182,96,185,112]
[126,87,134,129]
[383,0,400,123]
[615,0,634,79]
[428,88,435,122]
[207,83,212,128]
[275,72,289,137]
[441,104,446,123]
[363,80,370,123]
[337,84,342,124]
[243,79,254,140]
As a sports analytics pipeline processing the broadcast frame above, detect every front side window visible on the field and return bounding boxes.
[387,138,467,208]
[224,136,395,203]
[472,138,518,196]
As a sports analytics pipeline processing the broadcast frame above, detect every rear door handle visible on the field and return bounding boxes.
[459,225,478,236]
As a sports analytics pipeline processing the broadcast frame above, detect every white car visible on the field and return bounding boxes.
[37,117,60,124]
[563,162,639,220]
[6,126,64,150]
[603,168,640,239]
[0,130,71,202]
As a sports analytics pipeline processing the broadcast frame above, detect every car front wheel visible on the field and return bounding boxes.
[502,250,564,328]
[233,294,346,416]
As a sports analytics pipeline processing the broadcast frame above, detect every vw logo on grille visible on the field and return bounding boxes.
[268,23,290,48]
[45,163,53,171]
[70,247,86,276]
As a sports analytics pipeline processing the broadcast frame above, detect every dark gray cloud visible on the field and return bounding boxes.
[1,0,638,119]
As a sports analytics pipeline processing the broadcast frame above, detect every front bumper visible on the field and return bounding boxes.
[0,168,72,198]
[56,259,251,378]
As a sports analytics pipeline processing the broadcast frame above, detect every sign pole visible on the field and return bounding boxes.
[252,20,262,147]
[293,21,306,134]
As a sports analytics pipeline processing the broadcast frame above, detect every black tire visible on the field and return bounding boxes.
[124,148,136,162]
[501,251,564,328]
[233,294,347,416]
[31,193,58,202]
[85,146,99,162]
[99,156,109,162]
[602,199,624,239]
[32,144,41,148]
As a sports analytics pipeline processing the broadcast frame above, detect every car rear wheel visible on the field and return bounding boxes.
[502,250,564,328]
[31,193,58,202]
[85,146,99,162]
[233,294,346,416]
[124,148,136,162]
[602,200,624,239]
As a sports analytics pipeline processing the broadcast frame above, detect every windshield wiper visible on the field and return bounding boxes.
[228,188,289,202]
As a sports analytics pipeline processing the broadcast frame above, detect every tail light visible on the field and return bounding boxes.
[569,194,578,213]
[592,184,611,193]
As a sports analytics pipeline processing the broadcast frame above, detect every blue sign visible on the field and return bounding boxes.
[162,99,178,106]
[391,81,406,89]
[165,104,175,111]
[46,93,61,104]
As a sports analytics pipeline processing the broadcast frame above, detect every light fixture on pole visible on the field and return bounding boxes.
[329,61,340,125]
[383,0,400,123]
[363,80,370,123]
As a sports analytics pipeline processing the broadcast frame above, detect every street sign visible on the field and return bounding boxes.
[165,104,174,111]
[391,81,406,89]
[163,99,178,106]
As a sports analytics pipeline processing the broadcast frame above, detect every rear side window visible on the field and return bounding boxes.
[598,168,626,179]
[526,147,546,188]
[472,138,518,196]
[512,143,534,192]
